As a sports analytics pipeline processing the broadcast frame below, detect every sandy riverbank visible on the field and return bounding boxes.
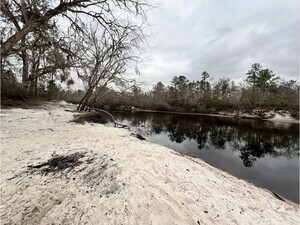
[1,102,299,224]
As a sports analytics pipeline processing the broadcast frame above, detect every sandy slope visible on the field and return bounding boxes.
[0,102,299,225]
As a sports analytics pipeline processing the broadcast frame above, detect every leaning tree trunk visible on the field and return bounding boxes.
[77,89,93,111]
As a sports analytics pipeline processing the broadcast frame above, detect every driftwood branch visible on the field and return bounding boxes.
[85,107,129,128]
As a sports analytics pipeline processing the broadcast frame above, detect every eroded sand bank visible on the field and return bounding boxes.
[1,102,299,225]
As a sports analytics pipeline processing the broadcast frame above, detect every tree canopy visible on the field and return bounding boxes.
[1,0,151,104]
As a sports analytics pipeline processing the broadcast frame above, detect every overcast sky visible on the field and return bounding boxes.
[137,0,299,89]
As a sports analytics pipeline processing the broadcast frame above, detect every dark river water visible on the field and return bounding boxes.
[106,111,300,203]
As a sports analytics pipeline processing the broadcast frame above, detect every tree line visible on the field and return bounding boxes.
[91,63,298,116]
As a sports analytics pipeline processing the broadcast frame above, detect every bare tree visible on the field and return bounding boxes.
[74,24,142,110]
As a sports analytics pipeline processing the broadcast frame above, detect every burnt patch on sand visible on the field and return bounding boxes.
[26,152,120,195]
[27,152,86,174]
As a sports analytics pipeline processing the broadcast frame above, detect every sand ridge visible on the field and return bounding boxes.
[0,102,299,224]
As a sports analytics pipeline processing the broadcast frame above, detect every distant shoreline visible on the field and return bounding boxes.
[125,108,300,124]
[2,99,299,124]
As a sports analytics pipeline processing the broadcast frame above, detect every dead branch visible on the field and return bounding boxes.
[85,107,129,128]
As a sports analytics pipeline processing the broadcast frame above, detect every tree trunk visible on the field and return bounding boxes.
[28,78,38,96]
[33,78,38,96]
[77,89,93,111]
[20,38,29,95]
[251,84,255,108]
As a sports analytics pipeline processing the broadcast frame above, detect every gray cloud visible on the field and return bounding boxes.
[139,0,299,88]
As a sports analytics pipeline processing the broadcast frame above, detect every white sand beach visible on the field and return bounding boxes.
[1,102,299,225]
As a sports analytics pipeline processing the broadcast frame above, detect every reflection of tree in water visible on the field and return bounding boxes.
[112,112,299,167]
[168,124,185,143]
[165,117,298,167]
[237,129,276,167]
[194,128,208,150]
[167,118,189,143]
[209,126,227,150]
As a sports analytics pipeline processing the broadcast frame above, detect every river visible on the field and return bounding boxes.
[105,111,299,204]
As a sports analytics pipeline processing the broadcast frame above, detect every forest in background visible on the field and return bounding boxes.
[1,1,299,116]
[87,63,299,115]
[59,62,299,117]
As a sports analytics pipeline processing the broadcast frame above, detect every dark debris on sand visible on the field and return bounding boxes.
[27,152,86,174]
[71,112,109,124]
